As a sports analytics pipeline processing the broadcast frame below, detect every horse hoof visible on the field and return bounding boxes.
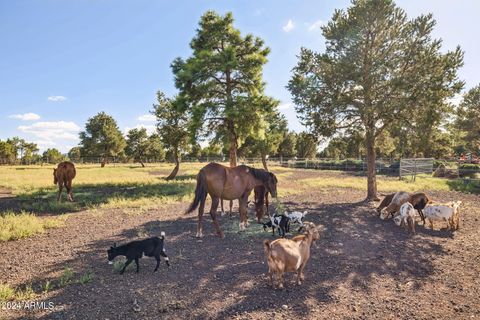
[218,232,225,238]
[196,232,203,238]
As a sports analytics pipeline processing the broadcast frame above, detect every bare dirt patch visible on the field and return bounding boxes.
[1,170,479,319]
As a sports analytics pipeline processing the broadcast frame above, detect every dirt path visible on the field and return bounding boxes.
[1,174,480,319]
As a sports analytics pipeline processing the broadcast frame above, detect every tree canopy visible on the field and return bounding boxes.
[455,84,480,155]
[172,11,278,167]
[288,0,464,199]
[79,112,126,167]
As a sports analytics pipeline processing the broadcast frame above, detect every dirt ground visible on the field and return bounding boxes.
[1,170,480,319]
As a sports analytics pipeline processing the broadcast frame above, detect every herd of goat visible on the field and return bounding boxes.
[376,191,462,234]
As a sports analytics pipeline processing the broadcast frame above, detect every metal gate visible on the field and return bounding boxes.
[400,158,434,181]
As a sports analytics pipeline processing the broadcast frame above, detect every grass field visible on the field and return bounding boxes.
[0,162,477,242]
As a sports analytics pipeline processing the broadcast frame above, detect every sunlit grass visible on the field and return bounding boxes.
[300,173,451,193]
[0,211,67,242]
[0,283,37,302]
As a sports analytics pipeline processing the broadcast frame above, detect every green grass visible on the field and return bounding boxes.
[0,164,200,214]
[59,267,74,287]
[42,280,53,294]
[0,284,15,302]
[0,283,37,302]
[0,211,66,242]
[301,175,450,193]
[78,271,94,284]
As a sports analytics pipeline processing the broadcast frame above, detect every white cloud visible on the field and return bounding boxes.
[137,114,156,122]
[47,95,67,102]
[124,124,156,136]
[283,19,295,33]
[18,121,81,147]
[9,113,41,121]
[308,20,324,32]
[278,103,293,110]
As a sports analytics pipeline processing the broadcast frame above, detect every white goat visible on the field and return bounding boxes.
[393,202,417,234]
[286,210,307,230]
[423,201,462,230]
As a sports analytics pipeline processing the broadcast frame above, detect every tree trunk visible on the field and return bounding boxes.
[101,156,106,168]
[228,123,238,167]
[166,149,180,180]
[261,152,268,171]
[366,132,379,201]
[139,160,145,167]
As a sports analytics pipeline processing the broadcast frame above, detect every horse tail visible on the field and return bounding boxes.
[263,240,271,255]
[185,169,207,214]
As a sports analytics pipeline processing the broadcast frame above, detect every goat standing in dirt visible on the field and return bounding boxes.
[53,161,76,202]
[263,222,320,289]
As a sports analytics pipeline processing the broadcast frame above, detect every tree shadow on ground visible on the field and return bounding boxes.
[8,198,450,319]
[0,181,195,215]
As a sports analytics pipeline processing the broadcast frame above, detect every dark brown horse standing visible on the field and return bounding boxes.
[53,161,76,202]
[186,163,278,238]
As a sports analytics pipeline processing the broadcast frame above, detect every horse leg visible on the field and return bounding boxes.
[238,194,249,231]
[209,197,224,238]
[229,200,233,217]
[57,184,63,202]
[66,180,73,202]
[220,199,225,216]
[196,195,207,238]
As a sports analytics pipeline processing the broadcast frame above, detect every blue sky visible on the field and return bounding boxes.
[1,0,479,153]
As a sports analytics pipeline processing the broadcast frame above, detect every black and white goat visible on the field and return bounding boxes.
[263,214,290,237]
[107,232,170,274]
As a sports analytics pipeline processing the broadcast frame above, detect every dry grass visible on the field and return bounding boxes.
[0,211,66,242]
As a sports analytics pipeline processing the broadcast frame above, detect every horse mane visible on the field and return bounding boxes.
[240,165,271,184]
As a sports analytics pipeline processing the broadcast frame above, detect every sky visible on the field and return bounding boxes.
[1,0,479,153]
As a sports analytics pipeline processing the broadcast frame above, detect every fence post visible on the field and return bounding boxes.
[413,159,417,182]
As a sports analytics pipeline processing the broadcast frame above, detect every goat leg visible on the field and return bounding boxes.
[135,257,140,273]
[418,209,426,225]
[160,250,170,267]
[154,256,160,272]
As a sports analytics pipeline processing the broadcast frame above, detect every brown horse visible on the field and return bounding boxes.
[186,163,278,238]
[53,161,76,202]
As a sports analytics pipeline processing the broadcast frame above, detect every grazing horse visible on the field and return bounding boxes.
[186,163,278,238]
[53,161,76,202]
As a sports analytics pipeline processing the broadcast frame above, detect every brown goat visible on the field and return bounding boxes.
[379,192,431,224]
[376,193,395,215]
[53,161,76,202]
[409,192,430,225]
[263,222,320,289]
